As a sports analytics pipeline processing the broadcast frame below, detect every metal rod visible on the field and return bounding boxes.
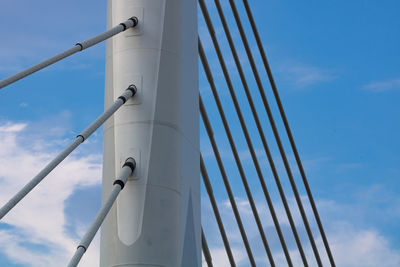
[226,0,323,265]
[201,156,236,267]
[0,17,138,90]
[0,85,137,220]
[241,1,336,265]
[67,158,136,267]
[199,32,278,266]
[200,94,256,267]
[205,0,309,264]
[199,0,293,266]
[201,227,213,267]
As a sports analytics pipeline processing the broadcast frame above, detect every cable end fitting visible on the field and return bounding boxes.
[76,134,85,142]
[127,84,137,97]
[77,245,87,252]
[75,43,84,51]
[119,22,128,31]
[113,158,136,190]
[129,16,139,28]
[123,157,136,174]
[113,179,125,190]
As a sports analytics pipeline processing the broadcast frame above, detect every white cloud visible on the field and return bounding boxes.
[202,196,400,267]
[327,223,400,267]
[2,119,399,267]
[277,62,335,88]
[363,78,400,92]
[202,247,246,267]
[0,122,102,267]
[19,102,28,108]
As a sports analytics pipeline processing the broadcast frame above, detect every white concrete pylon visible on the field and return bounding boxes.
[101,0,200,266]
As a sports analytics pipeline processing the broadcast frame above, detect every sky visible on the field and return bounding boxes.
[0,0,399,266]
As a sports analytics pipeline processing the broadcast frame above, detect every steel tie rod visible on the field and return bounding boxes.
[226,0,323,265]
[0,85,137,220]
[67,157,136,267]
[0,17,138,90]
[204,0,307,264]
[241,1,336,265]
[199,35,277,266]
[199,1,293,265]
[200,95,256,267]
[201,156,236,267]
[201,227,214,267]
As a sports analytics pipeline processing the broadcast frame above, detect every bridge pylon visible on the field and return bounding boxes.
[101,0,200,266]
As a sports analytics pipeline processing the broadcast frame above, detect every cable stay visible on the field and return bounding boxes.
[201,227,213,267]
[199,36,281,266]
[200,94,256,267]
[0,17,138,90]
[198,0,335,265]
[0,0,336,265]
[240,1,336,265]
[201,0,309,264]
[0,85,137,220]
[199,0,296,264]
[67,157,136,267]
[201,156,236,267]
[223,0,323,265]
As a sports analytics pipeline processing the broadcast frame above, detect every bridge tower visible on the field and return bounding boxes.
[100,0,200,266]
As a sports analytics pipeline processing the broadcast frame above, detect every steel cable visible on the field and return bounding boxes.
[201,156,236,266]
[202,227,214,267]
[67,158,136,267]
[240,1,335,265]
[200,7,285,262]
[226,0,323,265]
[0,85,137,220]
[205,0,312,264]
[199,34,277,263]
[0,17,138,90]
[200,95,256,266]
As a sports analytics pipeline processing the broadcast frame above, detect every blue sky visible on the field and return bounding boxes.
[0,0,399,266]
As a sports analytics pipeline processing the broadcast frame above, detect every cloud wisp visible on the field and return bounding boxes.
[0,122,102,267]
[278,63,335,89]
[202,196,400,267]
[0,0,107,75]
[363,78,400,92]
[1,120,398,267]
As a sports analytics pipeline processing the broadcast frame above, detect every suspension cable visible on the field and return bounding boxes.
[0,85,137,220]
[204,0,309,264]
[201,156,236,266]
[200,95,256,266]
[199,32,279,265]
[241,1,336,265]
[0,17,138,90]
[67,157,136,267]
[199,2,287,261]
[226,0,323,264]
[202,227,214,267]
